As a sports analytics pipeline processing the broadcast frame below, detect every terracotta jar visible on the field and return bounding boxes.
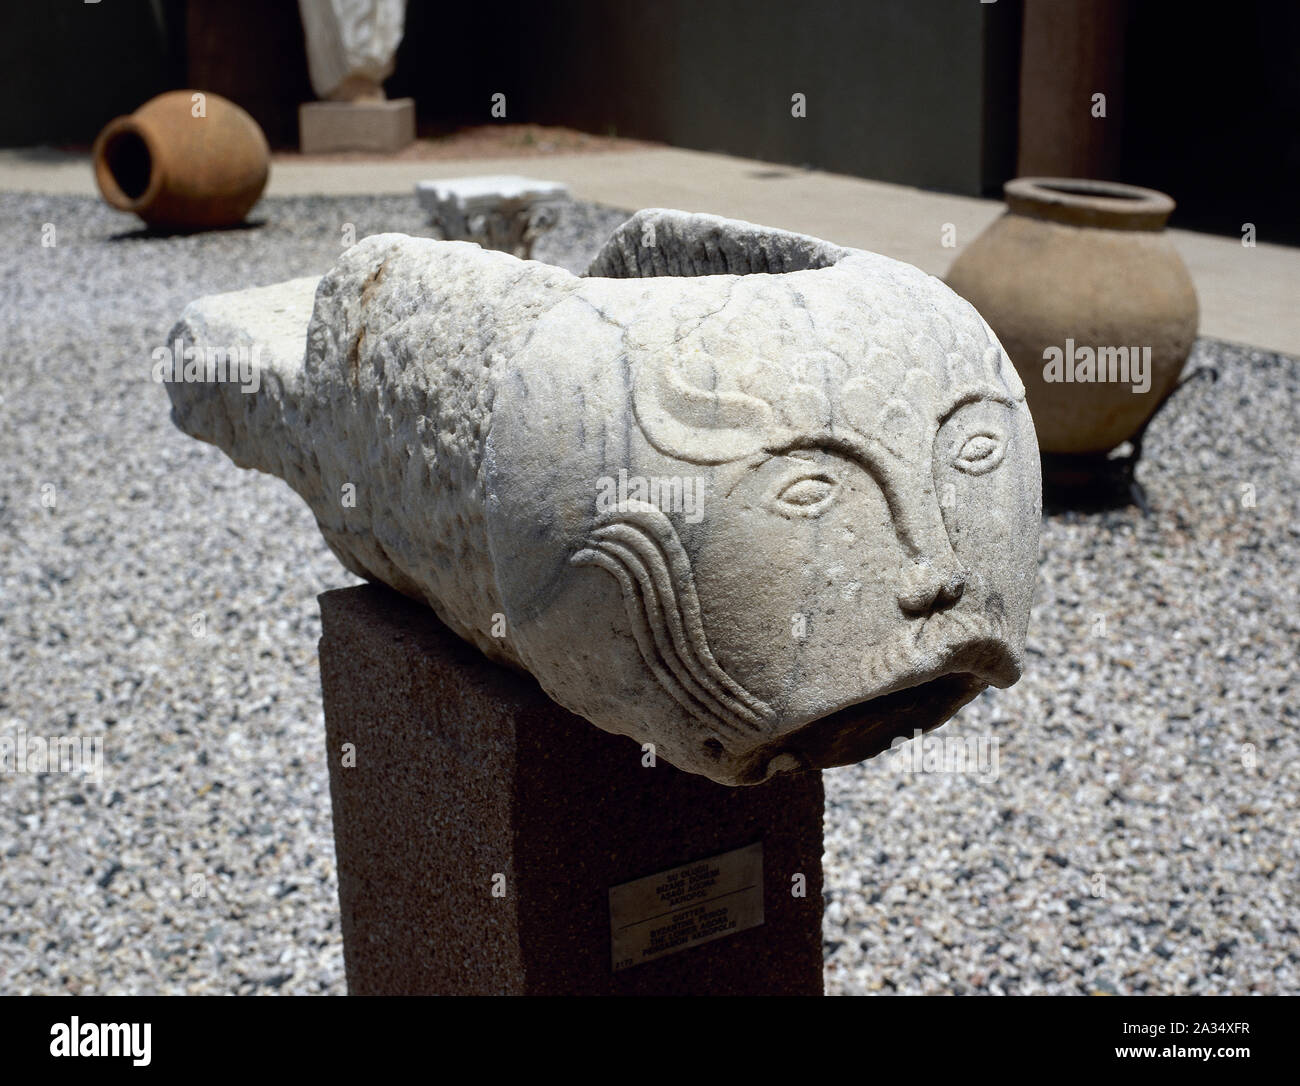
[93,90,269,231]
[946,178,1198,455]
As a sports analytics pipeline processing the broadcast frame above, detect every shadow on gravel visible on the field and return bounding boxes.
[107,219,268,241]
[1041,454,1145,516]
[1040,367,1220,517]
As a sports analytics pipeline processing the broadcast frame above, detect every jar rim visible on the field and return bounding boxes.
[92,115,164,214]
[1004,177,1175,231]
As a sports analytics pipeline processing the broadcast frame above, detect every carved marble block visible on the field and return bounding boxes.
[164,210,1041,786]
[298,0,406,103]
[416,176,570,259]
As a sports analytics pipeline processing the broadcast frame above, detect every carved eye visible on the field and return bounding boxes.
[953,431,1006,475]
[772,472,838,517]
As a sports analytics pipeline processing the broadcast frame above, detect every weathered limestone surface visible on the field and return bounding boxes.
[165,210,1042,785]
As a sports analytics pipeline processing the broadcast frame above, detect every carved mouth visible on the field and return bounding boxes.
[866,607,1017,693]
[740,672,989,782]
[733,631,1020,785]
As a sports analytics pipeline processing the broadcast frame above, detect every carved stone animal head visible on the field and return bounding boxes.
[484,210,1041,783]
[165,210,1040,786]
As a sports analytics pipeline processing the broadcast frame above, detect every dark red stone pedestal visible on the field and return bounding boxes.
[318,584,825,995]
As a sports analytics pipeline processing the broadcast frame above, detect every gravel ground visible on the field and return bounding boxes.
[1,193,1296,995]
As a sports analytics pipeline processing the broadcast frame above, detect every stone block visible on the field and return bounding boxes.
[318,583,825,995]
[299,97,415,153]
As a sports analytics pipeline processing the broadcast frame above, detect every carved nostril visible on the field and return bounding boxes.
[898,561,941,614]
[941,567,969,603]
[898,560,969,614]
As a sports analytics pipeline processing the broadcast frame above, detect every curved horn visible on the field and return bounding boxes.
[632,356,775,465]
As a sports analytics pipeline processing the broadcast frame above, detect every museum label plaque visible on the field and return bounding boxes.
[609,842,765,971]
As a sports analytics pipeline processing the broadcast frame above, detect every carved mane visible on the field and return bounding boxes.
[571,503,773,741]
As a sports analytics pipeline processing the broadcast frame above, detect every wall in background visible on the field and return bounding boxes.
[1120,2,1300,244]
[186,0,313,149]
[1,0,1296,242]
[0,0,187,147]
[504,0,1018,197]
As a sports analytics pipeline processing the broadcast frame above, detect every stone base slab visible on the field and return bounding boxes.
[299,98,415,154]
[318,583,825,995]
[415,175,570,258]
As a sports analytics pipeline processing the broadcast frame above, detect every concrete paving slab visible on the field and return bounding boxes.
[4,145,1295,355]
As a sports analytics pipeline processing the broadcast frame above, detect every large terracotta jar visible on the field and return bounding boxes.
[946,178,1198,455]
[93,90,269,231]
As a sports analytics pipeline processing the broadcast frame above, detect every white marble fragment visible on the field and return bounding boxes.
[298,0,406,102]
[416,176,570,259]
[164,210,1042,785]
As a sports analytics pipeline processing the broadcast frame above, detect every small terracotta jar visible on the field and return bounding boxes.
[93,90,270,231]
[946,178,1198,455]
